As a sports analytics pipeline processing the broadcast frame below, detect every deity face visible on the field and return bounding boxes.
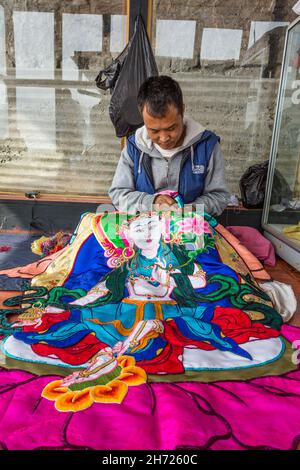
[127,215,162,250]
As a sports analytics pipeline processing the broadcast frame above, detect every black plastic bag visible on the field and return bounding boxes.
[95,15,158,138]
[240,161,292,208]
[95,45,129,92]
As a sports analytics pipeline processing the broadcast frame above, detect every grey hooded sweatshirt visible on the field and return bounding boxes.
[108,116,230,215]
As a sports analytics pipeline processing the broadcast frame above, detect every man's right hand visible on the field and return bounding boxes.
[153,194,177,211]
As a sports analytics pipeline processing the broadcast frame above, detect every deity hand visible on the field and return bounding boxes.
[11,319,43,328]
[151,258,169,286]
[188,265,206,289]
[12,306,46,328]
[131,277,169,298]
[71,282,109,307]
[131,277,154,296]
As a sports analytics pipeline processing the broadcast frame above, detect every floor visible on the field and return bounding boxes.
[264,256,300,327]
[266,259,300,450]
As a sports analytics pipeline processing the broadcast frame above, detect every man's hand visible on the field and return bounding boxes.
[153,194,178,211]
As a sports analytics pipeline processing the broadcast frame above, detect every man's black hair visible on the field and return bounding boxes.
[137,75,184,117]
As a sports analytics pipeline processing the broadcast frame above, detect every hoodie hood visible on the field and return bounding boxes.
[134,116,206,157]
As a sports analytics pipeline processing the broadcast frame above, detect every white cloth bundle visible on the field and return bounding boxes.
[258,280,297,323]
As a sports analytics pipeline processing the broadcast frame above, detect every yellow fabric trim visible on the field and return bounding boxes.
[31,213,95,289]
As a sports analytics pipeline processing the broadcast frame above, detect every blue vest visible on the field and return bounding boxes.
[126,130,220,204]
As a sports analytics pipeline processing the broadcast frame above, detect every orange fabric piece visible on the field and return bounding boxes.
[215,224,271,281]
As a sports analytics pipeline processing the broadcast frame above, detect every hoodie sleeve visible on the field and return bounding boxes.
[190,142,230,216]
[108,144,156,214]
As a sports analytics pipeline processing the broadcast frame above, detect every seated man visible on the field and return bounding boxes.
[109,75,230,215]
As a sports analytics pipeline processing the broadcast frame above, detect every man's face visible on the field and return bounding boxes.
[142,104,185,150]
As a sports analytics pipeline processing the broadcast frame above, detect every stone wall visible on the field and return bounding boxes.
[0,0,298,197]
[153,0,298,196]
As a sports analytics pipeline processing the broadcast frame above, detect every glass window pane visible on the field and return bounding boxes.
[0,5,6,75]
[264,19,300,250]
[201,28,243,61]
[156,20,196,58]
[13,11,54,79]
[0,1,125,197]
[110,14,126,53]
[248,21,289,48]
[152,0,295,200]
[62,13,103,81]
